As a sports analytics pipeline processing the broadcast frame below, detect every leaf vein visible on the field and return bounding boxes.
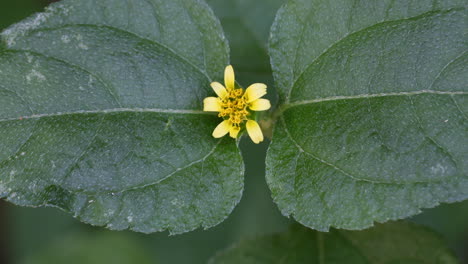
[280,116,449,185]
[0,108,211,123]
[3,49,122,107]
[282,90,467,110]
[408,96,460,169]
[286,8,464,102]
[0,121,38,166]
[450,95,467,120]
[60,115,106,186]
[65,139,223,195]
[114,139,223,193]
[427,51,467,91]
[24,23,212,82]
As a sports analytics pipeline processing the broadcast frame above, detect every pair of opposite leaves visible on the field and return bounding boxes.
[0,0,466,235]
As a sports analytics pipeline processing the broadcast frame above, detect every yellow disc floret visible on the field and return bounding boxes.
[219,88,248,125]
[203,65,271,144]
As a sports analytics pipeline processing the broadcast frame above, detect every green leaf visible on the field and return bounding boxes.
[0,0,243,234]
[209,222,459,264]
[5,140,291,264]
[267,0,468,231]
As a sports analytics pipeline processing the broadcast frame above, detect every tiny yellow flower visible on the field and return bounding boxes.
[203,65,271,144]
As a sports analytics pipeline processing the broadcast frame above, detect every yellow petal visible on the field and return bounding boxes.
[224,65,235,90]
[203,97,221,112]
[229,126,240,138]
[249,98,271,111]
[245,83,267,103]
[210,82,228,99]
[246,120,263,144]
[212,120,231,138]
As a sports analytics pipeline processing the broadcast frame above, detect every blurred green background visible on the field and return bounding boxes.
[0,0,467,263]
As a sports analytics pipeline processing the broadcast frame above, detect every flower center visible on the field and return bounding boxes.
[218,88,249,125]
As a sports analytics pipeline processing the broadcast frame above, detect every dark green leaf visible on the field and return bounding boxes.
[0,0,243,234]
[267,0,468,230]
[5,139,291,264]
[209,222,458,264]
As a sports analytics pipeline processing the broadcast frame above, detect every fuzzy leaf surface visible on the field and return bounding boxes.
[0,0,243,234]
[267,0,468,230]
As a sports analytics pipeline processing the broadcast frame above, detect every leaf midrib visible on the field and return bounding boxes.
[281,90,467,111]
[0,108,212,123]
[1,22,219,121]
